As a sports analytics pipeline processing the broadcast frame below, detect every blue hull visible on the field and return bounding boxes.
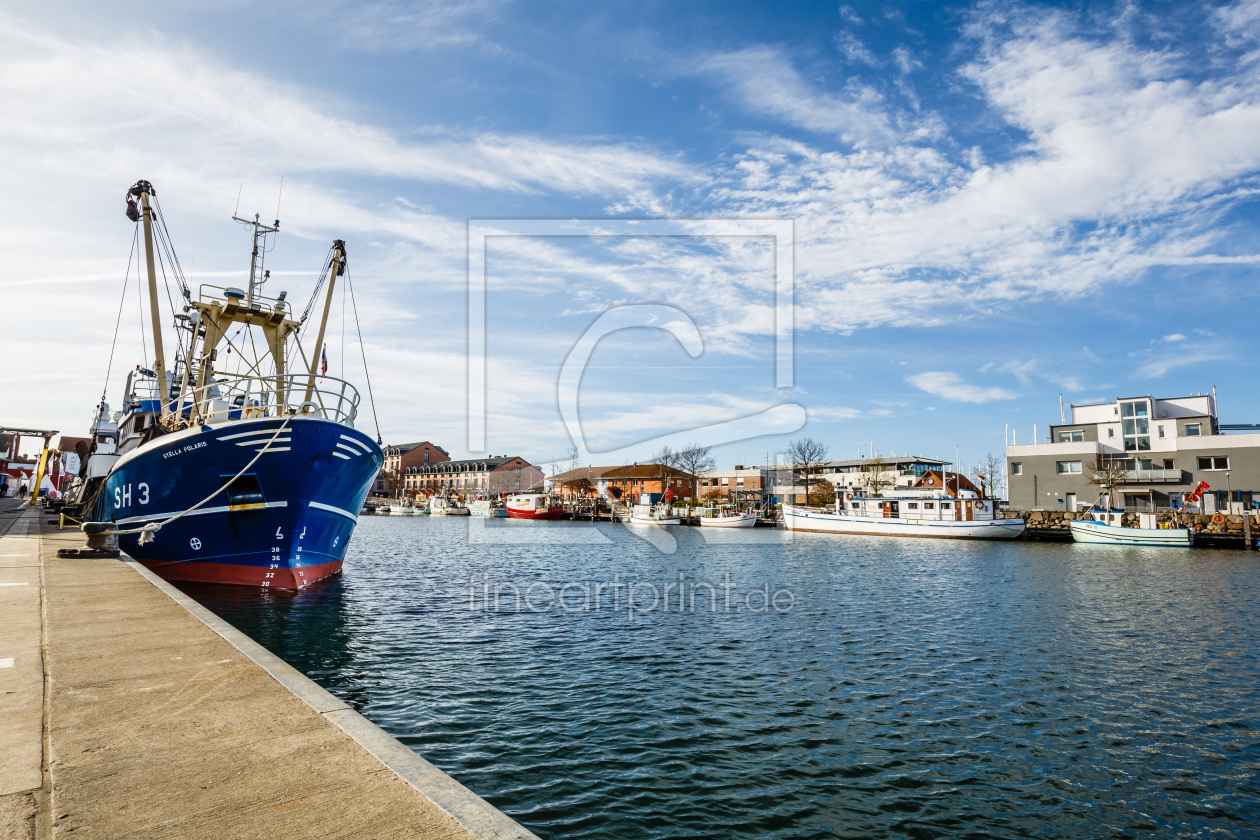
[94,418,381,589]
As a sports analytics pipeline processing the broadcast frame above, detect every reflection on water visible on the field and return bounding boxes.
[184,516,1260,839]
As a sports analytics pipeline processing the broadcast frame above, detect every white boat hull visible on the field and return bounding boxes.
[699,513,757,528]
[1069,520,1192,546]
[783,506,1025,540]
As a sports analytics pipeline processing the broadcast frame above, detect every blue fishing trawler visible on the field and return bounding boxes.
[76,180,382,589]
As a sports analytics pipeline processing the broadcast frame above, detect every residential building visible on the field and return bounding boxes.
[698,465,772,502]
[1006,392,1260,513]
[548,464,695,502]
[814,456,951,494]
[405,456,542,497]
[380,441,449,496]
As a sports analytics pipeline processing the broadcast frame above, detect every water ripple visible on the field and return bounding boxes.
[182,518,1260,839]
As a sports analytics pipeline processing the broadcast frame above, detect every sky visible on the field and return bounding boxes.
[3,0,1260,471]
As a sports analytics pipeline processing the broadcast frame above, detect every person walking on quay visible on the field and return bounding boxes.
[0,479,8,498]
[18,483,29,498]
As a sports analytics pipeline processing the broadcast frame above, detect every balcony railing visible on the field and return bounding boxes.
[1119,468,1183,483]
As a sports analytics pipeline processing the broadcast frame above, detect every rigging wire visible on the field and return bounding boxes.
[101,226,140,411]
[345,266,381,442]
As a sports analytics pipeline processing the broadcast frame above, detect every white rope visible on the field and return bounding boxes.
[109,417,293,544]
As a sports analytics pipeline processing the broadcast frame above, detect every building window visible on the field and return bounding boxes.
[1056,461,1082,474]
[1058,430,1084,442]
[1010,462,1023,476]
[1197,456,1229,471]
[1108,428,1115,438]
[736,477,745,486]
[1163,459,1174,469]
[1185,423,1201,436]
[720,477,729,486]
[1157,425,1165,439]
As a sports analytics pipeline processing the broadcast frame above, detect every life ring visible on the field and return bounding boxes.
[844,492,853,502]
[1212,513,1226,525]
[973,500,984,510]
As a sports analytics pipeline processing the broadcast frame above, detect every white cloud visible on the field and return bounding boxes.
[907,371,1017,403]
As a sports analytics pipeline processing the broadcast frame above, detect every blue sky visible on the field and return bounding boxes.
[3,0,1260,471]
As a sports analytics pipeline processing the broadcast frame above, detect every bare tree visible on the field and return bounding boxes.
[976,452,1003,499]
[860,453,894,497]
[787,437,830,504]
[1087,454,1129,509]
[675,442,715,505]
[650,444,679,502]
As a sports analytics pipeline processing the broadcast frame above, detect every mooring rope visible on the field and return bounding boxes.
[108,416,292,544]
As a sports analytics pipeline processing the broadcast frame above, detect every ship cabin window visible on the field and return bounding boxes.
[1056,461,1082,474]
[1058,430,1084,442]
[1197,456,1229,471]
[941,502,952,510]
[923,502,935,509]
[1010,462,1022,476]
[1185,423,1201,436]
[906,502,918,510]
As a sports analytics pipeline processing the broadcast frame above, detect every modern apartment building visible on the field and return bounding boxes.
[1006,392,1259,512]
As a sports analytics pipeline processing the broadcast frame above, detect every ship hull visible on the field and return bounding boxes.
[506,507,563,520]
[783,506,1025,540]
[95,418,381,590]
[1069,520,1192,546]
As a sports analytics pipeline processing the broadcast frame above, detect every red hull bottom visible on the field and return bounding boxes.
[135,558,343,590]
[506,507,563,520]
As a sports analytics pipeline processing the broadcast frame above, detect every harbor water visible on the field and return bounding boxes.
[180,516,1260,839]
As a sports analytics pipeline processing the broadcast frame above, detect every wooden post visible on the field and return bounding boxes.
[1245,513,1253,551]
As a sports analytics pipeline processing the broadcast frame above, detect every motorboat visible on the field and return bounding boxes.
[505,492,562,520]
[629,503,680,526]
[784,486,1024,540]
[470,498,508,517]
[1069,508,1192,546]
[430,496,470,516]
[698,507,757,528]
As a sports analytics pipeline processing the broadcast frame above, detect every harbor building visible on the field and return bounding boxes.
[405,456,542,497]
[1006,392,1260,513]
[548,464,695,502]
[380,440,450,496]
[699,465,771,502]
[700,457,953,505]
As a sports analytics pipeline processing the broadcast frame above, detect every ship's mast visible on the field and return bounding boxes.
[130,181,170,420]
[233,212,279,308]
[305,241,346,403]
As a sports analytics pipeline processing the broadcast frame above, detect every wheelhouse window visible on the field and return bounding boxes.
[1058,430,1084,442]
[924,502,935,509]
[1185,423,1201,436]
[1010,462,1023,476]
[1197,456,1229,471]
[1056,461,1082,474]
[906,502,918,510]
[941,502,952,509]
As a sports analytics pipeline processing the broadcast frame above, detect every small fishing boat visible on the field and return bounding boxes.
[505,492,562,520]
[629,503,680,526]
[470,498,508,517]
[1069,508,1192,547]
[698,507,757,528]
[430,496,470,516]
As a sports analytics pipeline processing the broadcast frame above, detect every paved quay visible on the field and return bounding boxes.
[0,502,538,840]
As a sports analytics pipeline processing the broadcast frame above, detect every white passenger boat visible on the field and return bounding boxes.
[784,488,1024,540]
[470,499,508,517]
[430,496,470,516]
[1069,509,1192,546]
[698,508,757,528]
[629,503,680,525]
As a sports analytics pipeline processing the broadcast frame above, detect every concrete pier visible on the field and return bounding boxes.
[0,500,538,840]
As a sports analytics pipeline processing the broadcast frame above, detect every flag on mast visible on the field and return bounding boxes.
[320,344,328,378]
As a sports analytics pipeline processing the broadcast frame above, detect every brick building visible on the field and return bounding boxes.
[405,456,542,497]
[380,441,449,496]
[548,464,695,502]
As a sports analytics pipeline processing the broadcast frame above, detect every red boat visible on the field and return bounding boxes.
[505,492,563,520]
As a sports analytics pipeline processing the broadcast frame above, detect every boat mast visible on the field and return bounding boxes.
[130,181,170,420]
[305,240,346,403]
[233,212,279,308]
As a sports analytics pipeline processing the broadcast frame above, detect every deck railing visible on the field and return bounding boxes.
[132,373,362,427]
